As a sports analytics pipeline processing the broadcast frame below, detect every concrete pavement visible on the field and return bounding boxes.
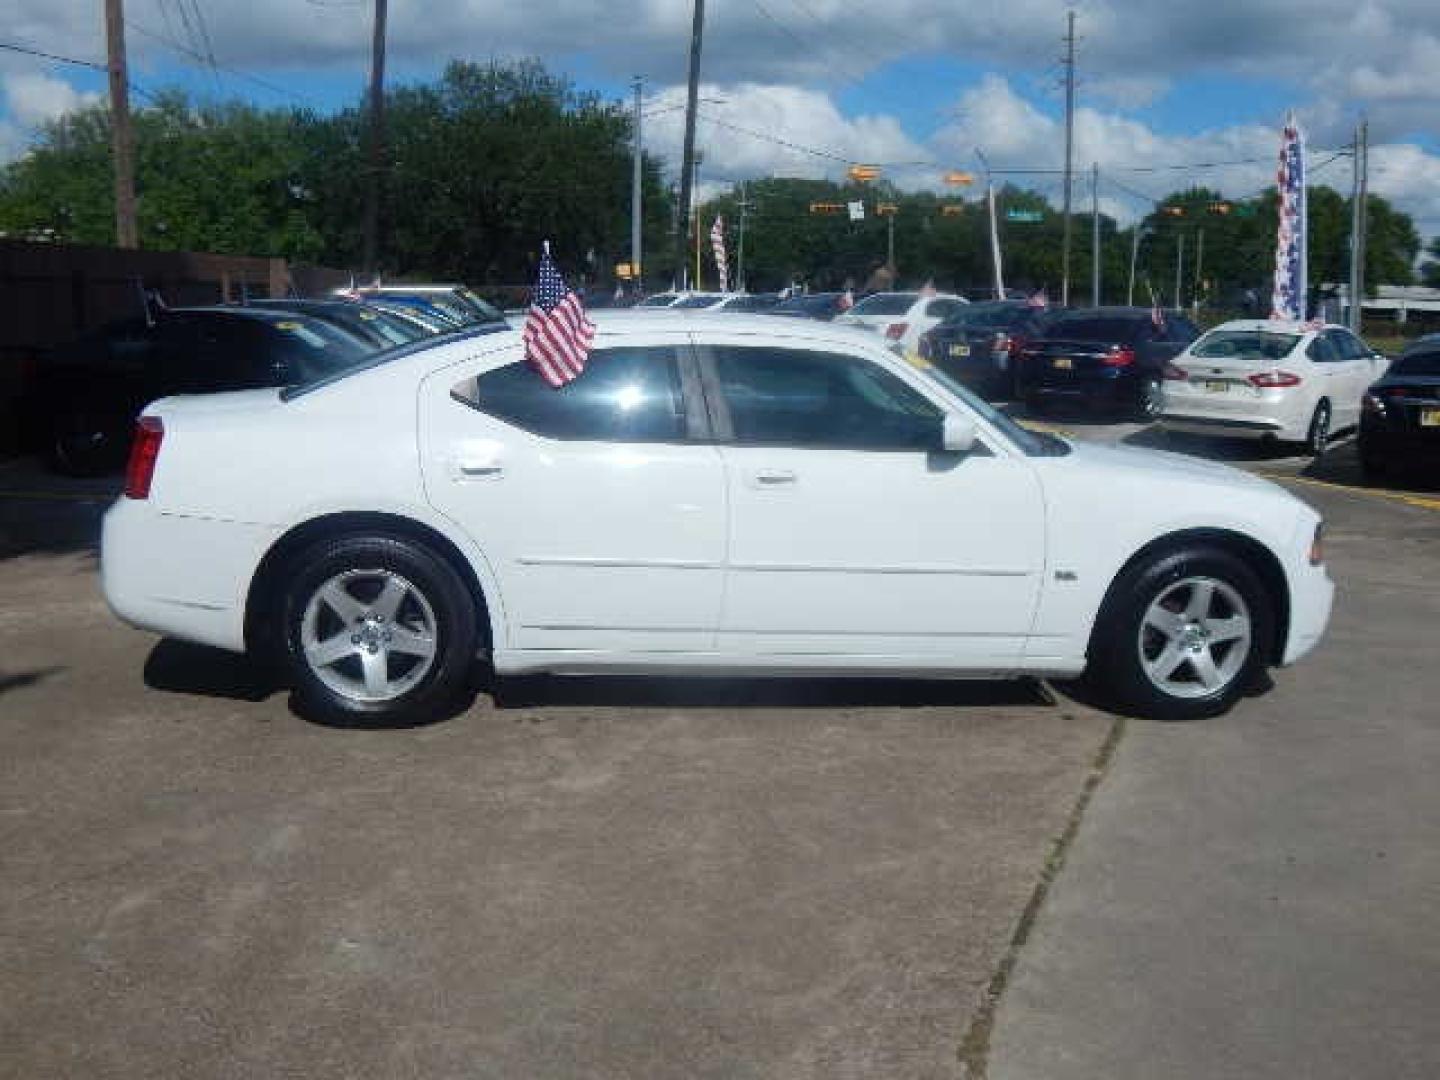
[988,481,1440,1079]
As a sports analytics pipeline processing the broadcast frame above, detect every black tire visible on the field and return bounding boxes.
[279,533,480,727]
[1133,376,1164,422]
[1304,400,1331,458]
[1086,545,1274,721]
[49,407,129,477]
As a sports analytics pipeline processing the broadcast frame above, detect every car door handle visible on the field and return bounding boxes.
[751,469,797,487]
[456,461,504,479]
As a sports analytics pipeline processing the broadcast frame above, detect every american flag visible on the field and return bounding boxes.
[1270,113,1307,321]
[523,244,595,388]
[710,216,728,292]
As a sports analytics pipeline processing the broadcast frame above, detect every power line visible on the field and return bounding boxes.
[0,39,160,102]
[126,20,319,106]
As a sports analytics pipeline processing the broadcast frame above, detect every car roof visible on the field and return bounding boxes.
[1201,319,1338,334]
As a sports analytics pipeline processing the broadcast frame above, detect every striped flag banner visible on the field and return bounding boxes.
[710,216,728,292]
[523,242,595,388]
[1270,113,1307,321]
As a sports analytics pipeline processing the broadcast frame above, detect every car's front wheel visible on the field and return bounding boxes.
[1134,375,1165,422]
[280,534,479,726]
[1087,545,1273,721]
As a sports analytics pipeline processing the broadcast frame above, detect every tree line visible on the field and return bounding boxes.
[1,57,1434,299]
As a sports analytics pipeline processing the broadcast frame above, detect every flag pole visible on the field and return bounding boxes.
[694,212,702,290]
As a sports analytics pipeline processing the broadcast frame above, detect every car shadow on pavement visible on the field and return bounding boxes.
[143,639,283,704]
[0,666,64,697]
[488,673,1053,711]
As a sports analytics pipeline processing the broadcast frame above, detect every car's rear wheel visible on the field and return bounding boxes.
[1134,376,1164,422]
[50,406,128,476]
[1087,545,1273,721]
[1304,400,1331,458]
[280,534,478,726]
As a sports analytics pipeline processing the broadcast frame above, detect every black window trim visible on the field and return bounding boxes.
[450,341,714,445]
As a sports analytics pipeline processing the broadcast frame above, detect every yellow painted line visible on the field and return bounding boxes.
[1019,421,1076,438]
[1250,471,1440,512]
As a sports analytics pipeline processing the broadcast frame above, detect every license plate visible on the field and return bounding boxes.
[1202,380,1228,393]
[1052,357,1073,370]
[949,343,970,358]
[1421,408,1440,427]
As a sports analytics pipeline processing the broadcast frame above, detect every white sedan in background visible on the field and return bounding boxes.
[1160,320,1389,455]
[835,291,968,354]
[103,313,1332,727]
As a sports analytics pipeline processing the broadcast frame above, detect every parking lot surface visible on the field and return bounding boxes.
[2,419,1437,1079]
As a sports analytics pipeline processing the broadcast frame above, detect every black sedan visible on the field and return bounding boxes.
[1013,307,1200,421]
[916,301,1051,400]
[1359,338,1440,476]
[38,307,375,475]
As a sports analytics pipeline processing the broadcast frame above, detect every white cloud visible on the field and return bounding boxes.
[3,71,100,128]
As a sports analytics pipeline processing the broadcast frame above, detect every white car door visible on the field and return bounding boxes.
[700,338,1047,667]
[419,335,725,653]
[1332,329,1386,423]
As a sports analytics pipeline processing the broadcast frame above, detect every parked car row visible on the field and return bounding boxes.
[37,285,503,475]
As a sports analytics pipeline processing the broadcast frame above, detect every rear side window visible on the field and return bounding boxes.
[925,299,964,319]
[711,346,942,451]
[1307,335,1341,363]
[1192,331,1300,361]
[469,346,687,442]
[1044,316,1146,343]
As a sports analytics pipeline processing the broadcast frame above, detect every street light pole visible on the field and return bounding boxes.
[1174,232,1185,312]
[630,76,643,292]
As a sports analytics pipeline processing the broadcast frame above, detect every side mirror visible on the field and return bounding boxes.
[941,412,978,454]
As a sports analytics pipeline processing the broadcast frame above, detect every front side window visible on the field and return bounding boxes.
[469,346,687,442]
[712,346,943,450]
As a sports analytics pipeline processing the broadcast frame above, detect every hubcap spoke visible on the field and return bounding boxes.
[360,648,390,696]
[388,625,436,659]
[306,632,358,668]
[1190,648,1223,690]
[319,581,366,624]
[1147,641,1189,682]
[1144,607,1185,637]
[1184,580,1216,620]
[372,576,408,622]
[1205,615,1249,644]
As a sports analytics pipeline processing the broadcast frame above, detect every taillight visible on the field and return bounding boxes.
[1247,370,1302,388]
[992,331,1011,351]
[885,322,908,340]
[1361,392,1385,416]
[1101,345,1135,367]
[1162,362,1189,381]
[1309,522,1325,566]
[1006,333,1027,355]
[124,416,164,499]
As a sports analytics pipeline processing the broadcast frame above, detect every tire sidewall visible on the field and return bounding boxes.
[1306,400,1331,457]
[281,534,478,726]
[1089,546,1274,721]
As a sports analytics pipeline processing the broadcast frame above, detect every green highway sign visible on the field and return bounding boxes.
[1005,209,1044,223]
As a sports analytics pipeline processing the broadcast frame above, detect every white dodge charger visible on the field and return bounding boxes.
[102,313,1334,725]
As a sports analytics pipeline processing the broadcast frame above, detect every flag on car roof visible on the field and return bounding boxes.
[710,216,729,292]
[1026,288,1048,309]
[839,288,855,311]
[1270,112,1307,321]
[523,242,595,388]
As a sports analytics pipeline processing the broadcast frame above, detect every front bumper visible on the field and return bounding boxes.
[1281,519,1334,666]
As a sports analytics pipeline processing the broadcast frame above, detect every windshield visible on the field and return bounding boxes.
[281,323,508,400]
[850,293,917,317]
[1390,350,1440,377]
[1191,329,1300,361]
[455,287,505,322]
[264,316,376,381]
[908,357,1069,457]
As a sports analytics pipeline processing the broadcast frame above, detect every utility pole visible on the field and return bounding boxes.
[1174,232,1185,312]
[1127,223,1148,307]
[631,76,644,293]
[1349,118,1369,331]
[977,147,1004,299]
[887,213,895,271]
[1060,9,1077,307]
[1193,227,1204,317]
[1090,161,1100,306]
[677,0,707,290]
[692,153,703,290]
[104,0,138,248]
[361,0,388,276]
[736,181,752,292]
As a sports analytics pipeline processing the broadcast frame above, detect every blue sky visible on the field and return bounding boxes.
[4,0,1440,237]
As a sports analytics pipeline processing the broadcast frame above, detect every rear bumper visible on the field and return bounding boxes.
[1359,419,1440,463]
[1019,369,1138,408]
[102,498,279,653]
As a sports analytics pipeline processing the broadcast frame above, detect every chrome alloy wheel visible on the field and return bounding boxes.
[1137,576,1252,699]
[300,569,438,703]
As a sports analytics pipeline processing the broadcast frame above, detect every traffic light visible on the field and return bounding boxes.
[876,202,899,216]
[1207,201,1233,215]
[847,165,881,183]
[809,202,846,215]
[943,171,975,187]
[940,205,964,217]
[1160,205,1185,217]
